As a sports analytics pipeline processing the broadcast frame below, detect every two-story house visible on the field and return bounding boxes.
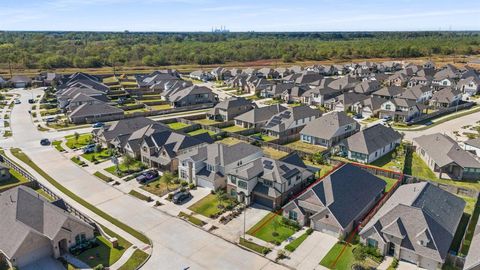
[429,87,462,109]
[378,98,421,123]
[262,106,321,139]
[206,97,255,122]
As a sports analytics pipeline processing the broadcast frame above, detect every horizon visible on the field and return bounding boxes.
[1,0,480,32]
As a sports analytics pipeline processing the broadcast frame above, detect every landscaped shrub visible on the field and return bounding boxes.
[167,193,173,200]
[306,228,313,235]
[281,217,301,230]
[285,244,295,252]
[276,249,287,261]
[188,183,196,189]
[270,240,281,246]
[181,181,188,187]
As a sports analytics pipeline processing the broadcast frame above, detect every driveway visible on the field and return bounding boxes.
[281,231,337,270]
[22,257,65,270]
[2,89,287,270]
[397,261,427,270]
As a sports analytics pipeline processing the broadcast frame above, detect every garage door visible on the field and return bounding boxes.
[197,178,214,189]
[252,194,273,209]
[400,248,418,265]
[313,221,340,237]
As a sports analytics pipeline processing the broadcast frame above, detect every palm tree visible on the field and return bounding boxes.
[161,172,174,191]
[215,189,227,208]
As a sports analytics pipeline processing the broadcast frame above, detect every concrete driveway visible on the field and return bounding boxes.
[2,89,286,270]
[281,231,337,270]
[397,261,427,270]
[22,257,65,270]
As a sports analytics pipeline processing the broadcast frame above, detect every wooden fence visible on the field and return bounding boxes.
[407,101,475,126]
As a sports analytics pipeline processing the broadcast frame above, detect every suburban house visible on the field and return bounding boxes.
[177,142,263,190]
[68,103,124,124]
[139,130,213,172]
[168,85,218,108]
[464,218,480,270]
[0,186,95,269]
[429,88,462,109]
[372,86,405,99]
[325,92,369,112]
[262,106,321,138]
[464,138,480,157]
[378,98,421,123]
[234,104,287,129]
[360,182,465,270]
[352,96,387,119]
[0,163,11,181]
[302,86,342,106]
[283,164,386,238]
[399,85,433,103]
[226,154,314,209]
[206,97,255,121]
[353,80,381,95]
[340,124,402,163]
[413,133,480,180]
[8,75,31,88]
[457,76,480,96]
[57,87,108,110]
[300,111,360,148]
[111,123,170,158]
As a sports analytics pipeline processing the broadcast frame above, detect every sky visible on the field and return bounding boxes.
[1,0,480,32]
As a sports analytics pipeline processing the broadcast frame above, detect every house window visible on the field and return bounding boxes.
[237,160,243,166]
[230,189,237,196]
[288,210,298,220]
[385,104,391,110]
[238,180,247,189]
[367,238,378,248]
[206,164,214,172]
[230,176,237,184]
[180,170,187,179]
[264,180,272,187]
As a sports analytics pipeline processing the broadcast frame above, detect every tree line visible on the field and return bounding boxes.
[0,31,479,70]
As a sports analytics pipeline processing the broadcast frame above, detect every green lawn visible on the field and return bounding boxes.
[178,212,206,226]
[285,230,311,252]
[284,140,327,154]
[140,179,179,197]
[217,137,243,146]
[149,104,172,111]
[251,132,276,142]
[93,171,113,183]
[167,122,190,130]
[460,197,480,255]
[105,161,145,177]
[378,176,399,193]
[247,213,297,244]
[34,187,55,201]
[129,190,153,202]
[261,147,288,160]
[222,125,247,133]
[0,168,30,192]
[194,118,220,125]
[320,242,356,270]
[188,128,216,136]
[65,133,92,149]
[370,150,405,173]
[52,140,65,152]
[10,148,150,245]
[117,249,149,270]
[81,149,112,162]
[76,236,126,268]
[70,156,86,166]
[239,238,271,255]
[188,194,225,218]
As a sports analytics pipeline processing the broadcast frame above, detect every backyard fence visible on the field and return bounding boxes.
[407,101,476,126]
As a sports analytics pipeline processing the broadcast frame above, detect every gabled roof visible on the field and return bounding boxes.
[69,103,123,118]
[431,88,461,104]
[234,104,287,124]
[301,111,358,140]
[169,85,213,102]
[144,130,212,159]
[263,106,321,133]
[328,75,359,90]
[413,133,480,169]
[178,142,262,167]
[361,182,465,263]
[97,117,164,142]
[299,164,386,229]
[210,97,253,111]
[373,86,405,98]
[344,124,402,155]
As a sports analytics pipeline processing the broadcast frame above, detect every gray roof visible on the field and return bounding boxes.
[464,218,480,270]
[69,103,123,118]
[373,86,405,98]
[301,111,358,140]
[97,117,163,142]
[353,80,380,94]
[464,138,480,149]
[400,85,431,100]
[328,75,359,90]
[431,88,461,104]
[0,186,94,259]
[144,130,211,159]
[295,164,386,228]
[414,133,480,169]
[169,85,214,102]
[234,104,287,124]
[211,97,253,110]
[361,182,465,263]
[178,142,262,167]
[344,124,402,155]
[264,106,321,133]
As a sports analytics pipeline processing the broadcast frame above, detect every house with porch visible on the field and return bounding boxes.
[282,164,386,238]
[360,182,465,270]
[378,98,421,123]
[413,133,480,180]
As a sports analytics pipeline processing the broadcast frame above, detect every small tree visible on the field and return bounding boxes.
[161,172,174,191]
[353,245,367,264]
[121,154,135,173]
[73,132,80,144]
[215,189,227,208]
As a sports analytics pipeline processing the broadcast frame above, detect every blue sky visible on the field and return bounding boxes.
[1,0,480,31]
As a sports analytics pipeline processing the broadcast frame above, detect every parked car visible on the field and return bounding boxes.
[83,144,96,154]
[382,115,392,121]
[45,117,56,123]
[14,99,21,104]
[28,99,35,104]
[92,122,105,128]
[136,170,159,184]
[172,191,191,204]
[40,138,50,146]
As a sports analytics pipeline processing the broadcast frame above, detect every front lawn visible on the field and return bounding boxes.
[251,132,276,142]
[117,249,149,270]
[239,238,271,255]
[221,125,247,133]
[247,213,298,245]
[94,171,113,183]
[81,149,112,162]
[285,229,312,252]
[167,122,190,130]
[65,133,92,149]
[284,140,327,154]
[188,128,216,136]
[129,190,153,202]
[188,193,235,218]
[0,167,30,192]
[52,140,65,152]
[104,161,145,177]
[75,236,127,268]
[140,179,179,197]
[320,242,356,270]
[178,212,206,226]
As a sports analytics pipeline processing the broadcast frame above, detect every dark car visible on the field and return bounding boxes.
[83,144,96,153]
[172,191,191,204]
[40,138,50,146]
[92,122,105,128]
[28,99,35,104]
[136,170,159,184]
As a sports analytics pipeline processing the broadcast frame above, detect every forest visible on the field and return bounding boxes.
[0,31,479,69]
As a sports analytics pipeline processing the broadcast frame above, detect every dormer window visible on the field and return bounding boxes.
[206,163,214,172]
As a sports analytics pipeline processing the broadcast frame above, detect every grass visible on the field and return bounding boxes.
[188,128,216,136]
[285,230,311,252]
[34,187,55,201]
[148,104,172,111]
[117,249,149,270]
[105,161,145,177]
[81,149,112,162]
[221,125,247,133]
[284,140,327,154]
[65,133,92,149]
[94,171,114,183]
[140,179,179,197]
[70,156,87,166]
[178,211,206,226]
[239,238,271,255]
[251,132,276,142]
[188,194,225,218]
[320,242,356,270]
[261,147,288,159]
[129,190,153,202]
[370,150,405,173]
[460,198,480,255]
[52,140,65,152]
[378,176,399,193]
[76,236,125,268]
[247,213,297,244]
[10,148,150,245]
[167,122,190,130]
[217,137,243,145]
[194,118,220,125]
[3,130,12,137]
[303,160,334,178]
[0,167,30,192]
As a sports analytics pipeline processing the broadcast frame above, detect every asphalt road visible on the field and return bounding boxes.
[1,89,285,270]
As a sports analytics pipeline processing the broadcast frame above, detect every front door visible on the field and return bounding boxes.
[58,239,68,256]
[388,242,395,256]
